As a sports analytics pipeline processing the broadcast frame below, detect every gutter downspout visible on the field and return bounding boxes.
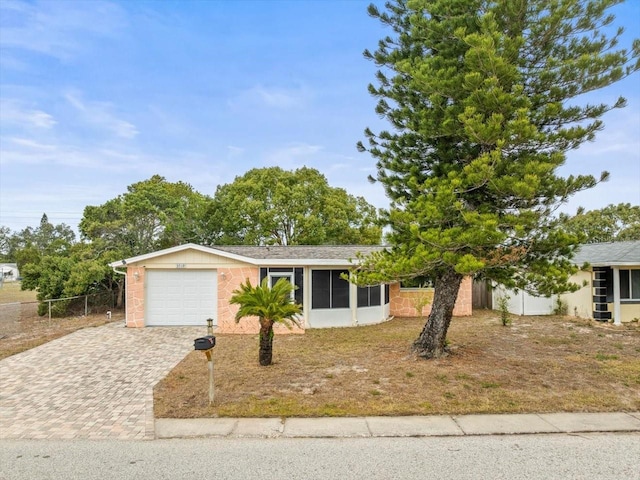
[111,265,127,327]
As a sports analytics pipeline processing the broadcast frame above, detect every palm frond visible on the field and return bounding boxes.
[230,277,302,328]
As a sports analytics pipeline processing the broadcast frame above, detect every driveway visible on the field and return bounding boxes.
[0,322,200,440]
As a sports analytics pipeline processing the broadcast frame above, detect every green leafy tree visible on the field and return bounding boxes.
[21,255,75,315]
[80,175,214,256]
[211,167,381,245]
[230,278,302,366]
[12,214,76,269]
[9,214,78,313]
[356,0,639,358]
[0,226,16,262]
[559,203,640,243]
[19,241,124,314]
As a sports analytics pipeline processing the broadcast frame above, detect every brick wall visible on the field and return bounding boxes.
[125,266,145,328]
[217,267,305,335]
[389,276,472,317]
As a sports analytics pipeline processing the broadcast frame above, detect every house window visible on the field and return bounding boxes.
[357,285,381,307]
[620,269,640,301]
[311,269,350,309]
[260,267,303,305]
[385,284,390,305]
[604,268,614,303]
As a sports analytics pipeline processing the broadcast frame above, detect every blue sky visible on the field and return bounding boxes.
[1,0,639,234]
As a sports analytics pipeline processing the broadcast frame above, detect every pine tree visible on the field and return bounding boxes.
[356,0,639,358]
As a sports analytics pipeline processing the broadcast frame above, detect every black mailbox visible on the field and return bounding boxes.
[194,335,216,350]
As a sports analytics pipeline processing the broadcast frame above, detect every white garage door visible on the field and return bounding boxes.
[146,270,217,326]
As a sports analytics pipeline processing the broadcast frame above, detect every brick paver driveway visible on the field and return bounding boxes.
[0,322,201,440]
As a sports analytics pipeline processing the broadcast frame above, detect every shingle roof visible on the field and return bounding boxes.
[110,243,389,267]
[572,240,640,266]
[213,245,387,261]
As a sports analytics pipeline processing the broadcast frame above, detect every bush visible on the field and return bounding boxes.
[496,294,511,326]
[553,297,568,316]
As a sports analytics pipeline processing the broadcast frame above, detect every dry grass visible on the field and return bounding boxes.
[0,282,38,303]
[155,311,640,418]
[0,282,124,359]
[0,311,124,360]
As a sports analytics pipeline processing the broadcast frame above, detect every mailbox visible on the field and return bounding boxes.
[194,335,216,350]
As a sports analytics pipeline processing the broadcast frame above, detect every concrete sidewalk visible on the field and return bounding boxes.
[155,412,640,439]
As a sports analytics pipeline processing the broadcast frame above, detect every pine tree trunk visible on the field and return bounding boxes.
[258,319,274,366]
[412,268,463,359]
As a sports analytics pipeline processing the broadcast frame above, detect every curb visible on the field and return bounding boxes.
[154,412,640,440]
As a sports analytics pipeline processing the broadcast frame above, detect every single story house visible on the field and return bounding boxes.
[492,240,640,324]
[561,240,640,325]
[111,243,472,333]
[0,263,19,282]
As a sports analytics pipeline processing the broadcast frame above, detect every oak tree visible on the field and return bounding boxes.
[210,167,381,245]
[560,203,640,243]
[80,175,214,256]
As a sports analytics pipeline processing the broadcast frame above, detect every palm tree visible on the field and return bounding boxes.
[230,277,302,366]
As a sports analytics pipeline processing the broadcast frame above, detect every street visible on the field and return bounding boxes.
[1,433,638,480]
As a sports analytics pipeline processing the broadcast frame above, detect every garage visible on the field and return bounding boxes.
[145,269,217,326]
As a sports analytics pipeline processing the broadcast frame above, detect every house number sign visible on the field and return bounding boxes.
[176,263,187,268]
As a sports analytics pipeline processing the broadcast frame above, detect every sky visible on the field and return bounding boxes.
[1,0,639,235]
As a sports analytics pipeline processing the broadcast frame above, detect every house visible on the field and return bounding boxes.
[0,263,19,282]
[491,240,640,324]
[110,243,472,333]
[561,240,640,325]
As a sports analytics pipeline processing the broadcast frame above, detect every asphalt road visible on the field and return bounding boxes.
[1,433,638,480]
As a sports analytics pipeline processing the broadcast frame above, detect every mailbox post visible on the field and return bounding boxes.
[194,318,216,404]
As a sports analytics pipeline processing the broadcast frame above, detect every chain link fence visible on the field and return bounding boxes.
[0,301,39,336]
[0,292,118,337]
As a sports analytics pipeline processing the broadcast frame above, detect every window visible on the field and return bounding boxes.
[357,285,381,307]
[620,269,640,301]
[260,267,303,305]
[400,275,434,290]
[385,284,390,305]
[311,269,350,309]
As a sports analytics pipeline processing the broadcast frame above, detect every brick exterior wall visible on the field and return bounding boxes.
[389,276,472,317]
[125,265,472,330]
[125,266,145,328]
[216,267,305,335]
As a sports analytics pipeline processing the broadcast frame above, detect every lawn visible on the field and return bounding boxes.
[0,281,38,303]
[154,311,640,418]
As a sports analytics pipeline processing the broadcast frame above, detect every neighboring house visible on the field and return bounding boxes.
[561,240,640,325]
[110,243,472,333]
[0,263,19,282]
[492,240,640,324]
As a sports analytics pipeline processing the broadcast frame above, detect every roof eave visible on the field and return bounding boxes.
[108,243,262,267]
[584,262,640,268]
[107,244,369,268]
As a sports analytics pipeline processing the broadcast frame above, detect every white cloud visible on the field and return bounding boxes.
[254,86,303,109]
[0,100,56,129]
[0,0,127,62]
[262,142,323,169]
[6,137,57,151]
[572,109,640,157]
[227,145,245,157]
[64,90,139,139]
[229,84,312,111]
[0,134,152,171]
